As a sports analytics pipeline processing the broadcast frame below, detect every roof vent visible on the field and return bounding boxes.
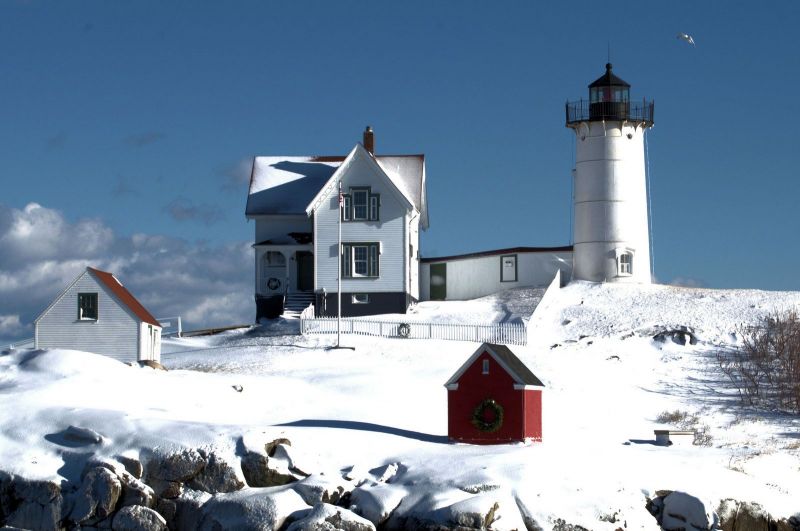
[363,126,374,154]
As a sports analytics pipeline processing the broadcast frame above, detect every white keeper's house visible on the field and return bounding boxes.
[246,127,428,319]
[246,63,655,320]
[34,267,162,363]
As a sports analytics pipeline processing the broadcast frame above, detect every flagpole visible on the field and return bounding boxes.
[337,179,342,347]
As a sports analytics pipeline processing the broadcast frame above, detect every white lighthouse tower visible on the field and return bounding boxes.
[566,63,655,283]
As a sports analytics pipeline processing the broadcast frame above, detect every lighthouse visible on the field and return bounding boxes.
[566,63,654,283]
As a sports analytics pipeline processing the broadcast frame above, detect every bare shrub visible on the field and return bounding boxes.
[656,410,690,424]
[718,310,800,413]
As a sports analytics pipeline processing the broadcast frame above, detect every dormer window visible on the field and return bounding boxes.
[342,187,380,221]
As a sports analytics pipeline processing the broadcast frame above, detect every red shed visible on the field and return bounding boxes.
[445,343,544,444]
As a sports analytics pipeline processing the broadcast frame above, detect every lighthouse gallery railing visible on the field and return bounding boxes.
[566,99,654,126]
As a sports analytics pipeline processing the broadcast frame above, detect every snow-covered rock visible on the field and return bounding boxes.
[185,449,244,494]
[660,491,719,531]
[144,447,206,484]
[292,473,355,506]
[287,502,375,531]
[349,482,407,525]
[111,504,167,531]
[3,476,64,531]
[196,484,310,530]
[69,466,121,523]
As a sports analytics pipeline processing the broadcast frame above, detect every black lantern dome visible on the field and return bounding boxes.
[566,63,653,126]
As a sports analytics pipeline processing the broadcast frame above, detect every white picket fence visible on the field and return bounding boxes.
[299,306,527,345]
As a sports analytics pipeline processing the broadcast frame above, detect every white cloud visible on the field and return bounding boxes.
[0,315,24,337]
[0,203,254,344]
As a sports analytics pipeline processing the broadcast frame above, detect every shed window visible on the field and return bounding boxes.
[78,293,98,320]
[482,359,490,374]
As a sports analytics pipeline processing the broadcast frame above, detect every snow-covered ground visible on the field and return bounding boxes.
[2,283,800,528]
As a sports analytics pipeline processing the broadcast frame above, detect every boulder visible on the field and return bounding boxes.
[4,477,64,531]
[116,455,144,480]
[185,450,245,494]
[551,519,590,531]
[144,448,206,483]
[89,459,155,509]
[69,466,122,522]
[147,478,182,500]
[292,474,355,506]
[717,499,793,531]
[369,463,399,484]
[349,483,407,526]
[162,488,211,531]
[197,485,310,531]
[660,491,718,531]
[111,504,167,531]
[64,425,105,445]
[241,446,303,488]
[287,502,375,531]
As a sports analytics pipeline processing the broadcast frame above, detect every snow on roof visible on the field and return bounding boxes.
[246,156,343,216]
[87,267,161,327]
[245,151,426,224]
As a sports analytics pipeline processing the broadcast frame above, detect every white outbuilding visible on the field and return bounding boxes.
[34,267,162,363]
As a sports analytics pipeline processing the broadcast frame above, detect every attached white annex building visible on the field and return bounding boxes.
[246,127,428,318]
[35,267,162,363]
[247,64,654,317]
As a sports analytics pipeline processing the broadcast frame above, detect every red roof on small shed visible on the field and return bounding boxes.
[88,267,161,327]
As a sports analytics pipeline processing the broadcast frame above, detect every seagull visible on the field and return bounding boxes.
[677,33,695,46]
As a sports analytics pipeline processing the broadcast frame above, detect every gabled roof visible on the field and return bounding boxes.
[444,343,544,389]
[245,145,427,227]
[88,268,161,327]
[305,143,414,216]
[34,267,160,327]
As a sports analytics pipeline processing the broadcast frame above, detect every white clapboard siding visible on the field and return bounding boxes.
[314,152,408,293]
[36,272,140,363]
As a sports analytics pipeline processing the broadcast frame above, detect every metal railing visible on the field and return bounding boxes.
[300,305,527,345]
[566,99,654,125]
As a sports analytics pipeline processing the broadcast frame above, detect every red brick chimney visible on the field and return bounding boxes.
[363,126,374,154]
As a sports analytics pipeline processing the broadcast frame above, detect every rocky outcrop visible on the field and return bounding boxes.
[349,483,407,526]
[287,502,375,531]
[69,466,122,523]
[293,474,355,506]
[185,450,244,494]
[112,504,167,530]
[196,485,309,530]
[2,476,64,531]
[241,439,305,488]
[717,499,800,531]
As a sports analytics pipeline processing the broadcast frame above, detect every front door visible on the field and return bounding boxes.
[430,263,446,300]
[296,251,314,292]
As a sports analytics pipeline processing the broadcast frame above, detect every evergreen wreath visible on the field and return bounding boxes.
[471,398,504,433]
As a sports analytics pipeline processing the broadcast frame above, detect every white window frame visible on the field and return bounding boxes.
[617,252,633,276]
[342,187,380,221]
[342,243,380,278]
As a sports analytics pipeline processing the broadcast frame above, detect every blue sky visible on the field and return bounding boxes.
[1,1,799,341]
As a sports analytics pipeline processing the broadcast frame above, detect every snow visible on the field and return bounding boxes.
[2,282,800,526]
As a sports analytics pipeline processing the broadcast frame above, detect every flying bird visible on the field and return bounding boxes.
[677,33,695,46]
